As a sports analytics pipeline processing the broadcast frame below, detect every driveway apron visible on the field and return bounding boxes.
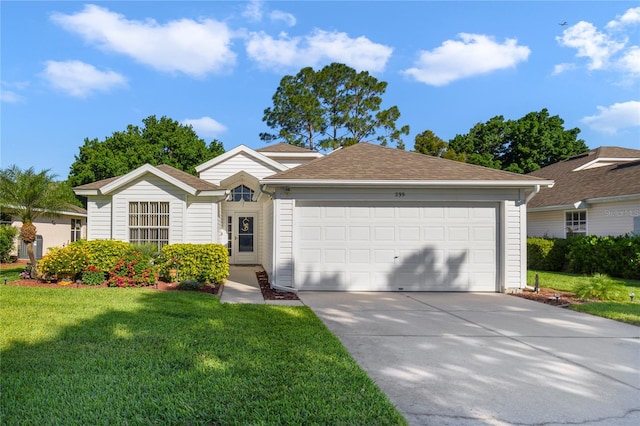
[299,292,640,426]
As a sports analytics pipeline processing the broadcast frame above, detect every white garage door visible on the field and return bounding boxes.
[295,201,498,291]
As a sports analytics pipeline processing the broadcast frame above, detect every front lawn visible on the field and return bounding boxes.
[0,286,406,425]
[0,265,24,282]
[528,270,640,325]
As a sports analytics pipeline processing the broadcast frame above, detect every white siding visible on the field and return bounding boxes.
[260,197,274,277]
[199,153,281,185]
[527,210,565,238]
[110,175,186,244]
[185,196,217,243]
[272,198,294,287]
[503,200,525,289]
[87,196,112,240]
[588,200,640,236]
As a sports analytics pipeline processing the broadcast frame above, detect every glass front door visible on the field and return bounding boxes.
[231,213,258,264]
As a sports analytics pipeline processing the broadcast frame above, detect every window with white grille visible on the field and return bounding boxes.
[129,202,169,248]
[565,210,587,236]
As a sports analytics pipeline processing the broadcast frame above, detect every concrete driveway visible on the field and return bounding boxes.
[299,292,640,426]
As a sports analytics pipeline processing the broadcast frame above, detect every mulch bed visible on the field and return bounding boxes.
[510,286,585,307]
[3,278,221,295]
[255,270,299,300]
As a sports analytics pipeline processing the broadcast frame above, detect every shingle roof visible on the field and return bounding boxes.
[527,146,640,208]
[73,164,219,192]
[256,143,317,153]
[263,142,546,182]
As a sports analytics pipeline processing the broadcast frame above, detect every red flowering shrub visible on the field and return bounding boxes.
[106,251,156,288]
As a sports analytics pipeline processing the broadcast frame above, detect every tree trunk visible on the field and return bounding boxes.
[26,242,38,279]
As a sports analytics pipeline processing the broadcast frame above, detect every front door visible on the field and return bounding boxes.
[232,213,258,264]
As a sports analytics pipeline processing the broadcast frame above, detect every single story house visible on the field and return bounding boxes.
[74,143,553,292]
[1,205,87,260]
[527,146,640,238]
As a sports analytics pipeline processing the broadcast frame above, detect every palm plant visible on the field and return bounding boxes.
[0,166,77,278]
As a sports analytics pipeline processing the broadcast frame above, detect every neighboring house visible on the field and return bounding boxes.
[1,205,87,260]
[527,146,640,238]
[74,143,552,292]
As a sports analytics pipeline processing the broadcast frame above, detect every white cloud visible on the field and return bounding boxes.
[556,21,625,71]
[242,0,263,22]
[182,116,227,137]
[1,90,25,103]
[246,29,393,72]
[555,9,639,77]
[42,60,127,98]
[402,33,530,86]
[552,62,577,75]
[606,6,640,30]
[270,10,296,27]
[581,101,640,134]
[51,4,236,77]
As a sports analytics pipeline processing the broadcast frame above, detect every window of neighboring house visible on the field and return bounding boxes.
[229,185,255,202]
[70,219,82,242]
[634,216,640,236]
[565,210,587,236]
[0,212,12,225]
[129,202,170,249]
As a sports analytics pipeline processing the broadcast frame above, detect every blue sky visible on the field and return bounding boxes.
[1,1,639,180]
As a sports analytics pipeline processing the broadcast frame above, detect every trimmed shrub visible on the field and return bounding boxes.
[38,244,91,280]
[106,250,156,288]
[81,265,106,286]
[159,243,229,284]
[574,274,629,301]
[73,240,137,272]
[0,225,18,263]
[567,234,640,280]
[527,237,569,271]
[177,279,206,291]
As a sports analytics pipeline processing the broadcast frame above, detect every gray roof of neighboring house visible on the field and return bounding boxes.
[73,164,219,192]
[263,142,548,182]
[527,146,640,209]
[256,143,317,153]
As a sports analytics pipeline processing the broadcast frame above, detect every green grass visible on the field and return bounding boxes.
[0,265,24,282]
[528,270,640,325]
[0,286,406,425]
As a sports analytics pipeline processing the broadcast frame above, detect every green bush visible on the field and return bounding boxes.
[39,244,91,280]
[177,279,206,291]
[567,235,640,280]
[527,237,569,271]
[73,240,137,271]
[81,265,106,286]
[574,274,629,301]
[0,225,18,263]
[159,243,229,284]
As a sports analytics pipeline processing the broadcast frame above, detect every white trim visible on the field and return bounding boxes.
[195,145,288,174]
[573,157,639,172]
[528,193,640,212]
[101,164,197,195]
[260,151,323,159]
[260,179,554,189]
[585,193,640,204]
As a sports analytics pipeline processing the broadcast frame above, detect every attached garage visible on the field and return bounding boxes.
[261,143,554,292]
[295,201,497,291]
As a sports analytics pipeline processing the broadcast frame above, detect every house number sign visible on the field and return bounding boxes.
[395,192,406,197]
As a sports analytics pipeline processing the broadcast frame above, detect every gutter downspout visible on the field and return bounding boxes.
[259,184,275,198]
[524,185,541,204]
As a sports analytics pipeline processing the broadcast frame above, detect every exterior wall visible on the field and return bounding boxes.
[272,198,294,287]
[528,199,639,238]
[110,175,187,244]
[503,200,525,290]
[588,200,639,236]
[261,197,274,277]
[527,210,565,238]
[185,196,217,243]
[199,153,281,185]
[10,214,87,258]
[272,159,313,168]
[87,196,113,240]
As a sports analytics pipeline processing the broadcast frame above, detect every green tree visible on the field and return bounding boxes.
[261,63,409,151]
[68,115,225,187]
[448,109,587,173]
[0,166,78,277]
[414,130,466,161]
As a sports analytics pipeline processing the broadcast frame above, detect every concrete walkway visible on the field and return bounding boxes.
[220,266,304,306]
